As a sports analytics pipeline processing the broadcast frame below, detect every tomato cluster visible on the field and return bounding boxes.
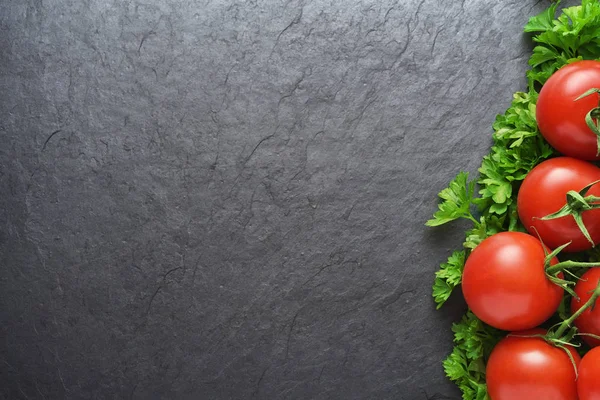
[461,61,600,399]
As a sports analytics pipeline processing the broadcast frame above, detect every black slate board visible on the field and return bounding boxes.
[0,0,580,399]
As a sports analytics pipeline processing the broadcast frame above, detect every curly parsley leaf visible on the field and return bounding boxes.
[426,172,478,227]
[443,312,503,400]
[524,2,559,33]
[525,0,600,88]
[433,251,466,309]
[477,91,556,216]
[464,214,507,250]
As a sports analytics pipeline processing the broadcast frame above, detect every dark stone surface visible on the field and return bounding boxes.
[0,0,578,399]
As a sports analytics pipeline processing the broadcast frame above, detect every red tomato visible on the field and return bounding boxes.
[578,346,600,400]
[461,231,562,331]
[571,268,600,348]
[486,329,580,400]
[517,157,600,252]
[536,60,600,160]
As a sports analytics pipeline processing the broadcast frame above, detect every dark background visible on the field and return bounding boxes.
[0,0,578,399]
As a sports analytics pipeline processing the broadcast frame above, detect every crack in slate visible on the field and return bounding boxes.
[41,130,62,152]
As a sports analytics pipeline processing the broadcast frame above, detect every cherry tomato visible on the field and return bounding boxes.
[571,268,600,348]
[578,346,600,400]
[536,60,600,160]
[461,231,562,331]
[517,157,600,252]
[486,329,580,400]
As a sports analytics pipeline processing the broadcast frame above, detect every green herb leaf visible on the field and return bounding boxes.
[464,215,506,250]
[426,172,477,227]
[433,251,466,308]
[524,1,559,33]
[525,0,600,88]
[442,312,503,400]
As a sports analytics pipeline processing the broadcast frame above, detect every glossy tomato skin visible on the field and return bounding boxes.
[462,232,562,331]
[486,329,580,400]
[537,60,600,160]
[578,346,600,400]
[571,268,600,347]
[517,157,600,252]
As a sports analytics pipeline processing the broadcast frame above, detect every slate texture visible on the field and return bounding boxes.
[0,0,579,399]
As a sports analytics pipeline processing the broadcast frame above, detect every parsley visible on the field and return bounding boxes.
[463,214,507,250]
[525,0,600,89]
[433,251,466,308]
[443,312,503,400]
[426,172,477,227]
[428,1,600,398]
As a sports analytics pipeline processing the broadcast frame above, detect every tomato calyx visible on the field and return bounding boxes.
[576,88,600,156]
[541,241,599,298]
[542,239,600,298]
[542,242,579,297]
[541,179,600,247]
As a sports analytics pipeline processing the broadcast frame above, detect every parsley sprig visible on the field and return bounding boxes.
[443,312,503,400]
[428,1,600,398]
[525,0,600,89]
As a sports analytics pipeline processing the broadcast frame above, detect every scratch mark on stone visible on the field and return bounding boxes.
[287,128,324,186]
[241,185,259,230]
[223,64,236,87]
[379,289,414,310]
[34,379,47,400]
[18,383,31,400]
[146,286,162,316]
[336,283,384,318]
[191,256,202,284]
[288,168,304,183]
[507,50,529,62]
[57,368,68,392]
[336,304,362,318]
[362,281,386,299]
[252,367,269,397]
[277,68,310,109]
[129,383,138,400]
[272,6,303,53]
[342,201,357,220]
[41,130,62,152]
[285,308,302,359]
[431,28,444,55]
[146,266,183,317]
[300,263,333,288]
[349,95,378,136]
[2,359,16,372]
[384,5,395,23]
[413,0,427,25]
[163,266,182,281]
[318,365,325,383]
[387,25,412,72]
[245,132,276,164]
[138,30,156,54]
[376,267,412,310]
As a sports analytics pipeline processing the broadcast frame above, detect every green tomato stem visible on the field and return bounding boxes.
[546,260,600,275]
[466,214,479,226]
[575,88,600,156]
[553,279,600,339]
